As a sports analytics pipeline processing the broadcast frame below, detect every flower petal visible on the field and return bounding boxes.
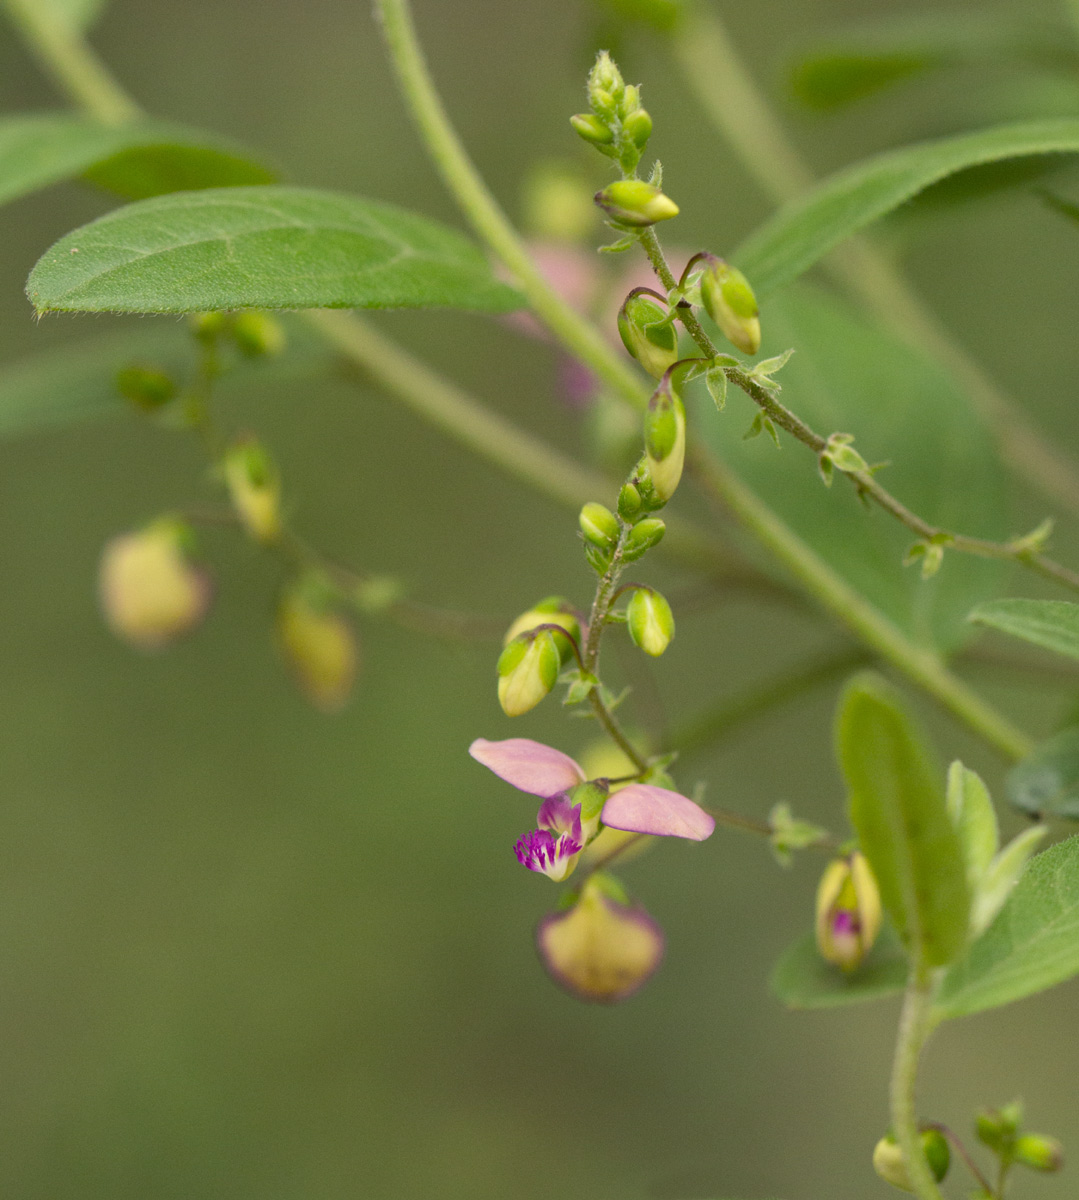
[469,737,584,797]
[600,783,715,840]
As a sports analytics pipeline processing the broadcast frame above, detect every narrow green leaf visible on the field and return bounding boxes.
[969,598,1079,662]
[947,760,998,881]
[27,186,522,314]
[735,119,1079,297]
[837,674,971,968]
[0,115,275,209]
[35,0,106,29]
[770,927,906,1009]
[1006,727,1079,820]
[937,834,1079,1018]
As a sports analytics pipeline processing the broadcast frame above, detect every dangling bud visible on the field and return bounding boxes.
[617,289,679,379]
[503,596,580,666]
[1014,1134,1064,1173]
[622,517,665,562]
[570,113,614,147]
[643,373,686,503]
[872,1131,950,1191]
[116,363,176,412]
[223,436,282,544]
[230,311,286,358]
[696,253,761,355]
[626,587,675,657]
[815,851,882,971]
[276,584,357,712]
[98,518,210,651]
[579,502,620,550]
[536,873,665,1003]
[594,180,679,228]
[497,630,561,717]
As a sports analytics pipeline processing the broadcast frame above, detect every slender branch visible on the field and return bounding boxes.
[891,970,947,1200]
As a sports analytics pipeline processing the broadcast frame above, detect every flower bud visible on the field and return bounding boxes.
[618,290,679,379]
[570,113,613,146]
[623,108,652,148]
[276,588,357,712]
[189,311,229,343]
[230,311,286,358]
[98,519,210,651]
[622,517,665,561]
[116,363,176,411]
[594,180,679,228]
[223,437,281,544]
[626,587,674,657]
[588,51,624,109]
[617,482,642,520]
[643,382,686,503]
[872,1131,950,1191]
[503,596,580,666]
[699,255,761,355]
[1015,1134,1064,1173]
[976,1102,1023,1153]
[815,851,882,972]
[579,502,620,550]
[497,630,561,717]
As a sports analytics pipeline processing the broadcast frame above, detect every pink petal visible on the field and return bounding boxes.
[469,738,585,797]
[600,784,715,841]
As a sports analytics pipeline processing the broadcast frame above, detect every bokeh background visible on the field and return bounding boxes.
[2,1,1079,1197]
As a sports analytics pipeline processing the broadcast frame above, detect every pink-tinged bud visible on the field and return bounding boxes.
[223,437,282,544]
[98,520,210,651]
[536,875,664,1003]
[697,254,761,355]
[276,589,358,712]
[815,851,882,972]
[594,180,679,228]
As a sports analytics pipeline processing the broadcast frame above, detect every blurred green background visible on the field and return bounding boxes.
[2,1,1079,1197]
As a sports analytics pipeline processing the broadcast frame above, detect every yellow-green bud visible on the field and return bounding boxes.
[589,51,625,108]
[815,851,882,971]
[231,311,287,357]
[872,1131,950,1192]
[623,108,652,148]
[594,180,679,228]
[976,1103,1023,1153]
[618,290,679,379]
[1015,1135,1064,1173]
[643,387,686,503]
[622,517,665,561]
[277,589,357,713]
[503,596,580,666]
[189,311,229,342]
[699,256,761,355]
[626,587,674,657]
[579,502,620,549]
[223,437,282,544]
[116,363,176,411]
[497,630,561,717]
[570,113,613,146]
[617,482,642,520]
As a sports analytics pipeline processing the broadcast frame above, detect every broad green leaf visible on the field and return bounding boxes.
[1006,727,1079,820]
[735,119,1079,297]
[837,674,971,968]
[27,186,522,315]
[770,927,906,1009]
[0,115,275,210]
[969,598,1079,662]
[937,834,1079,1018]
[693,283,1006,651]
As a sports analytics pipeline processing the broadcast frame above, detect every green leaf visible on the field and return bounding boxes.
[837,674,971,968]
[770,927,906,1009]
[969,598,1079,662]
[937,834,1079,1018]
[27,186,522,315]
[1006,727,1079,820]
[693,283,1006,650]
[735,118,1079,297]
[35,0,107,29]
[947,760,998,881]
[0,115,275,209]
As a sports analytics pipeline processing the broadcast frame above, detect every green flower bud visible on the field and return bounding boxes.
[189,311,229,343]
[698,254,761,355]
[277,587,358,713]
[643,383,686,503]
[594,180,679,228]
[815,851,882,972]
[617,289,679,379]
[588,51,625,108]
[622,517,665,561]
[617,482,642,520]
[872,1131,950,1192]
[579,502,620,549]
[230,311,287,357]
[977,1102,1023,1153]
[570,113,613,146]
[497,630,561,717]
[623,108,653,148]
[223,436,282,544]
[116,363,177,411]
[1014,1134,1064,1173]
[626,587,674,657]
[503,596,580,665]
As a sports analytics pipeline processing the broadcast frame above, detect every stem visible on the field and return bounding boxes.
[891,970,946,1200]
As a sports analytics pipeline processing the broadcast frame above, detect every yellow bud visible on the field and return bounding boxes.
[594,180,679,227]
[223,438,282,544]
[497,631,561,717]
[503,596,580,662]
[276,591,357,712]
[815,851,882,971]
[699,257,761,355]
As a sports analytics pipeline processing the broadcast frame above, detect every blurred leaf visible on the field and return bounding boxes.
[735,118,1079,297]
[970,599,1079,661]
[792,53,934,112]
[1006,727,1079,820]
[770,926,906,1009]
[27,186,523,314]
[693,283,1006,650]
[937,834,1079,1018]
[1041,187,1079,224]
[0,114,275,209]
[837,674,971,968]
[35,0,106,29]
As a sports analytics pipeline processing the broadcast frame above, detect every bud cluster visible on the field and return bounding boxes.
[571,51,655,176]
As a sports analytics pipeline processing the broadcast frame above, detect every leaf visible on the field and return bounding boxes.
[27,186,522,315]
[735,118,1079,298]
[969,598,1079,662]
[937,834,1079,1018]
[1006,727,1079,820]
[770,927,906,1009]
[692,283,1006,650]
[0,115,275,209]
[837,674,971,968]
[34,0,107,29]
[947,760,998,881]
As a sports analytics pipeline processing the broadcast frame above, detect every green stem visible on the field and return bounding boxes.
[891,969,946,1200]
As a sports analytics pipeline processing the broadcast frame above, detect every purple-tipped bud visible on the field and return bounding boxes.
[815,852,882,972]
[1015,1135,1064,1173]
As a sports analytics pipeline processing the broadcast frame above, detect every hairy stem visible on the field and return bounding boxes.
[891,970,947,1200]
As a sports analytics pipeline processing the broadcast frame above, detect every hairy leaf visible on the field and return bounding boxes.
[770,927,906,1009]
[937,834,1079,1018]
[0,115,275,210]
[969,598,1079,662]
[735,118,1079,297]
[27,186,522,314]
[1007,727,1079,820]
[837,674,971,968]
